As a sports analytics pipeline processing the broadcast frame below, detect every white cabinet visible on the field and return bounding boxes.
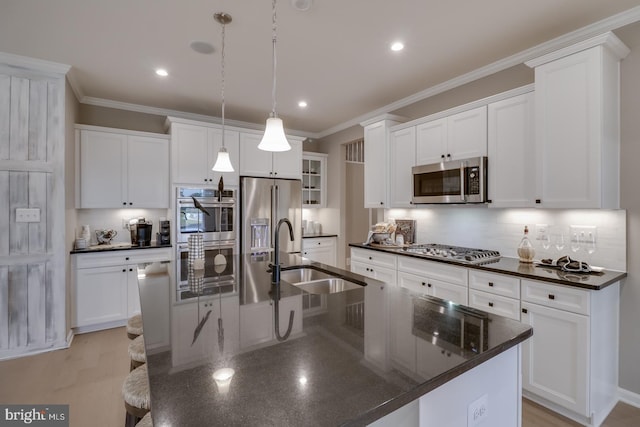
[239,295,303,349]
[169,120,240,186]
[302,236,337,267]
[487,92,536,208]
[520,279,620,425]
[239,132,303,179]
[76,126,169,208]
[526,32,629,209]
[389,127,417,208]
[302,152,328,207]
[468,270,521,321]
[361,116,405,208]
[72,248,172,332]
[416,106,487,165]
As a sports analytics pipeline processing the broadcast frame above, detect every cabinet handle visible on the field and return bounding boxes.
[421,282,425,286]
[129,268,133,272]
[522,308,528,314]
[447,154,451,158]
[380,286,384,290]
[368,256,372,260]
[122,202,126,206]
[535,199,541,204]
[427,283,432,288]
[274,172,278,176]
[548,294,555,300]
[488,302,494,307]
[487,199,492,204]
[125,257,130,261]
[122,269,126,272]
[129,202,133,205]
[380,202,384,205]
[488,282,494,287]
[317,242,321,245]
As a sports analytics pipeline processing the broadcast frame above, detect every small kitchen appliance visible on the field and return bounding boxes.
[130,218,153,247]
[412,156,488,204]
[158,220,171,245]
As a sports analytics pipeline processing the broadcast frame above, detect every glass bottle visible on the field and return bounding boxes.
[518,225,535,263]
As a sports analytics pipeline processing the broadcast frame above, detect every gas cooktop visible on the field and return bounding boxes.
[403,244,501,265]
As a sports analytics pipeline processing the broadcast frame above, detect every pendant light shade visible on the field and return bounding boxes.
[212,12,235,172]
[259,0,291,152]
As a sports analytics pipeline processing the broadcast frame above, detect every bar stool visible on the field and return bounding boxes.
[127,313,143,340]
[135,412,152,427]
[128,334,146,371]
[122,364,150,427]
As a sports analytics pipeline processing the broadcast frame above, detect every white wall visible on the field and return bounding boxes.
[386,208,626,271]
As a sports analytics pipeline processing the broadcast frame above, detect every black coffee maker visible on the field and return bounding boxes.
[130,218,153,247]
[157,220,170,245]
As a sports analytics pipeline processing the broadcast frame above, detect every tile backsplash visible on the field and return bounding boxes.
[75,208,171,246]
[386,207,627,271]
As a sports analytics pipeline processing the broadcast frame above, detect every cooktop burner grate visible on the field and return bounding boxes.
[404,243,501,264]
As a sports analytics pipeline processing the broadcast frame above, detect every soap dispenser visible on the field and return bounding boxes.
[518,225,535,263]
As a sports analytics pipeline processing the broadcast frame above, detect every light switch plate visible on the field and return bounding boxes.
[15,208,41,223]
[569,225,596,243]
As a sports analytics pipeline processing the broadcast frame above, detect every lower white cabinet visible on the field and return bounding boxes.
[302,236,337,267]
[468,270,521,321]
[239,295,303,349]
[73,248,172,332]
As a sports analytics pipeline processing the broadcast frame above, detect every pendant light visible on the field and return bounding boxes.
[258,0,291,152]
[212,12,235,172]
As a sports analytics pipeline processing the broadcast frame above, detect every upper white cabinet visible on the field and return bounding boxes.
[240,132,303,179]
[76,126,169,209]
[302,152,328,208]
[416,106,487,165]
[168,120,240,186]
[361,115,405,208]
[526,32,629,209]
[389,127,416,208]
[487,92,536,208]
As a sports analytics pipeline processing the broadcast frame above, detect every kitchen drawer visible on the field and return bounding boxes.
[398,256,468,286]
[469,289,520,321]
[351,260,396,284]
[469,270,520,299]
[351,248,397,270]
[398,271,430,294]
[303,237,335,249]
[76,247,172,269]
[521,279,590,315]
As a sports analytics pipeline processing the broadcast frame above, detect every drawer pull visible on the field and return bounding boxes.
[317,242,321,245]
[125,257,130,261]
[368,256,372,260]
[522,308,528,314]
[421,282,426,286]
[122,269,126,272]
[548,294,555,300]
[129,268,133,272]
[488,282,494,287]
[488,302,494,307]
[427,283,432,288]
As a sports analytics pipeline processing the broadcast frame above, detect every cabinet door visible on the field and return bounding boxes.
[447,106,487,160]
[363,121,388,208]
[303,237,336,266]
[239,301,273,348]
[302,152,327,208]
[127,135,169,208]
[534,48,601,208]
[79,130,126,208]
[389,127,416,208]
[521,302,589,416]
[126,266,140,317]
[239,132,273,177]
[487,93,536,207]
[277,295,303,338]
[416,118,447,165]
[209,128,240,186]
[273,139,302,179]
[172,124,210,184]
[75,265,127,327]
[390,288,416,373]
[364,277,388,370]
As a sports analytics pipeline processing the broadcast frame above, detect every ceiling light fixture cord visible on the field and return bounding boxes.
[221,18,226,147]
[271,0,277,117]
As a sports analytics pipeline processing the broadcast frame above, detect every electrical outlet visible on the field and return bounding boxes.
[468,394,489,427]
[122,218,130,230]
[16,208,41,223]
[569,225,596,243]
[534,223,548,240]
[346,257,351,267]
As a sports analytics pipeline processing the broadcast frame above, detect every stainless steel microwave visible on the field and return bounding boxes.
[412,156,487,204]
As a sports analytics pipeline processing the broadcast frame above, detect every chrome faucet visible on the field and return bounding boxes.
[271,218,294,284]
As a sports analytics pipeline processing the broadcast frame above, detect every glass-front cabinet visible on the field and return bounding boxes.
[302,152,328,208]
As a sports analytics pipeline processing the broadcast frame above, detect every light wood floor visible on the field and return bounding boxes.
[1,327,639,427]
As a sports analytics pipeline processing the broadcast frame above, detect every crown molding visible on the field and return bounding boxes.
[0,51,70,76]
[315,5,640,139]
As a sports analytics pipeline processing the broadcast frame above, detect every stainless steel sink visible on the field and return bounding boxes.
[295,278,362,294]
[279,268,363,294]
[280,268,335,283]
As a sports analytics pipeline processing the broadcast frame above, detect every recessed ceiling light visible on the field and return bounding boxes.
[298,101,308,108]
[155,68,169,77]
[391,42,404,52]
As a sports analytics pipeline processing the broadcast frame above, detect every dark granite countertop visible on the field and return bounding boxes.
[349,243,626,290]
[137,253,532,426]
[302,233,338,238]
[70,242,172,254]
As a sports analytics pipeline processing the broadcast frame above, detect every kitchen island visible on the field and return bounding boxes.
[136,253,532,426]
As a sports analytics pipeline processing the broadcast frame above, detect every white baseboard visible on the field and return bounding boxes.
[618,387,640,409]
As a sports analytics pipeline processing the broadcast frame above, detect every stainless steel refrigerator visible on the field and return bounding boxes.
[240,176,302,254]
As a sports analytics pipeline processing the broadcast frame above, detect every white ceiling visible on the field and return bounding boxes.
[2,0,640,137]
